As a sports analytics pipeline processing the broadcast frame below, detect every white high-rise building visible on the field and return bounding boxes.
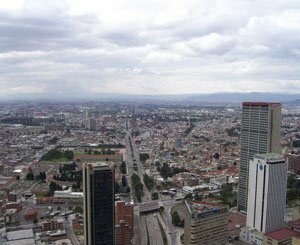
[246,153,287,233]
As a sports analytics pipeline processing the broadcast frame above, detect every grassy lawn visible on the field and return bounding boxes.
[51,156,69,162]
[35,193,49,198]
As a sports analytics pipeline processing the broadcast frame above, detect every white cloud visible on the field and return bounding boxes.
[0,0,299,96]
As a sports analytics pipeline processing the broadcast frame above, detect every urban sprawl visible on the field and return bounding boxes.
[0,101,299,245]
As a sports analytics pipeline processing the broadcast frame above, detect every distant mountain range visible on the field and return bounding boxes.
[1,92,299,104]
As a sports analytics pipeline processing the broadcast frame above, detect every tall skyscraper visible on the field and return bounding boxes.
[238,102,281,212]
[246,153,287,233]
[83,162,115,245]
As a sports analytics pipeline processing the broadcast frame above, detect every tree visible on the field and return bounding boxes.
[36,171,46,181]
[213,152,220,160]
[194,193,202,201]
[73,206,83,214]
[184,193,193,200]
[152,192,159,200]
[64,150,74,161]
[160,163,171,179]
[41,149,62,161]
[26,171,35,181]
[143,174,155,191]
[172,211,181,226]
[122,175,127,187]
[49,182,62,195]
[120,161,127,174]
[287,174,297,189]
[139,153,149,162]
[33,217,38,224]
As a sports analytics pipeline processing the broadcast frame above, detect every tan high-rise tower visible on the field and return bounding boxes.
[238,102,281,213]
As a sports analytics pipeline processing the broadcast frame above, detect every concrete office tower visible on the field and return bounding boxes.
[83,162,115,245]
[184,201,228,245]
[246,153,287,233]
[115,201,134,245]
[238,102,281,212]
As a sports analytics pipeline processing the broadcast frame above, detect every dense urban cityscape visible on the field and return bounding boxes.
[1,0,300,244]
[0,99,299,244]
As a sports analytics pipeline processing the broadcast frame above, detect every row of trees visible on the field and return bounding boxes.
[84,148,115,155]
[53,162,82,190]
[131,173,144,202]
[26,170,46,181]
[115,176,130,194]
[143,174,155,191]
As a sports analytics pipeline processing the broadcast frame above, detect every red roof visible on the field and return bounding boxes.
[265,228,299,241]
[288,219,300,230]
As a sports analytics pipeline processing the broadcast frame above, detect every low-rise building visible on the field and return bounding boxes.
[263,228,299,245]
[4,209,18,224]
[24,209,38,221]
[184,201,228,245]
[42,219,64,231]
[53,188,83,205]
[240,227,263,245]
[5,228,35,245]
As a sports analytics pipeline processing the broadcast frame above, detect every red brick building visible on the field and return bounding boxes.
[115,201,134,245]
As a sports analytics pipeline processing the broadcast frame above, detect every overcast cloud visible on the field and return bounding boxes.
[0,0,300,97]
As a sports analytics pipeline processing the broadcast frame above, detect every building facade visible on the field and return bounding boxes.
[53,188,83,205]
[83,162,115,245]
[115,201,134,245]
[238,102,281,213]
[286,153,300,173]
[247,153,287,233]
[184,201,228,245]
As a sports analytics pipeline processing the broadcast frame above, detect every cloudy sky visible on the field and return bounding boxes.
[0,0,300,97]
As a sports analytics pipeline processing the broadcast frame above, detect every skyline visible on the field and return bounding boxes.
[1,0,300,97]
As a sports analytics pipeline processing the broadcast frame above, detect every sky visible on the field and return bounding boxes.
[0,0,300,97]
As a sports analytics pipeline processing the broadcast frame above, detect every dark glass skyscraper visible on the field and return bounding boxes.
[83,162,115,245]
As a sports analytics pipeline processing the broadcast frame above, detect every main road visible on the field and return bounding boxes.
[124,129,151,203]
[124,120,181,245]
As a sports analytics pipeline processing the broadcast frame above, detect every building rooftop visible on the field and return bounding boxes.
[185,201,227,219]
[6,229,34,241]
[86,162,113,170]
[288,218,300,230]
[264,228,298,241]
[254,153,284,162]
